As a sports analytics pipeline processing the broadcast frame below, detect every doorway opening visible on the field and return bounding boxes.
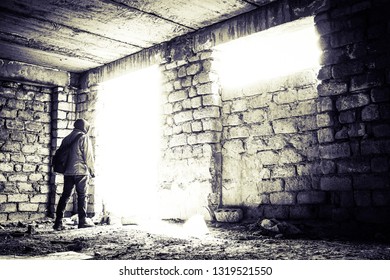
[94,65,162,223]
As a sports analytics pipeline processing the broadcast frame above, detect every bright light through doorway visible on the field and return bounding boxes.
[95,65,162,222]
[213,17,321,89]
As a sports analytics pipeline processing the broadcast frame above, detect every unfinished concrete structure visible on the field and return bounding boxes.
[1,0,390,234]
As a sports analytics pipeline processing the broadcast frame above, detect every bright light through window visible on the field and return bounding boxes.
[214,17,321,89]
[94,65,162,221]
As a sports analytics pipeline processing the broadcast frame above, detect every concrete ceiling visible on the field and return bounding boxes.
[0,0,277,73]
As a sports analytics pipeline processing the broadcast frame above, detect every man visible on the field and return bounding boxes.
[53,118,96,230]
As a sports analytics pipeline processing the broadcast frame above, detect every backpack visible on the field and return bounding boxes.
[52,133,83,174]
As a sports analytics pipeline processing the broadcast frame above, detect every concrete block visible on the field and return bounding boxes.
[279,148,303,164]
[320,176,352,191]
[348,123,366,137]
[173,110,193,124]
[272,119,297,134]
[297,86,318,101]
[318,128,335,143]
[249,94,272,109]
[337,159,370,174]
[330,29,365,48]
[193,107,220,119]
[0,108,18,119]
[0,214,7,222]
[272,166,296,178]
[11,153,26,163]
[270,192,296,205]
[317,81,348,96]
[243,109,267,124]
[196,82,219,95]
[258,179,284,193]
[251,123,274,136]
[197,132,220,144]
[25,122,43,133]
[222,139,245,155]
[7,212,30,222]
[169,90,187,102]
[170,134,187,147]
[231,99,247,112]
[293,100,317,117]
[353,174,389,190]
[258,151,279,165]
[228,126,249,139]
[202,119,222,131]
[263,205,289,219]
[18,203,39,212]
[194,72,211,85]
[17,182,34,192]
[371,88,390,103]
[186,63,201,75]
[29,173,43,182]
[224,114,242,126]
[332,61,365,79]
[319,143,351,159]
[8,174,28,182]
[5,120,24,130]
[191,121,203,132]
[336,93,370,111]
[297,191,327,204]
[317,65,332,81]
[0,163,14,172]
[285,177,312,191]
[0,203,17,212]
[190,96,202,108]
[290,205,317,219]
[350,72,384,92]
[269,103,291,120]
[0,195,7,203]
[361,104,380,121]
[339,110,356,124]
[316,112,334,127]
[317,97,333,112]
[202,95,221,107]
[7,194,29,203]
[214,208,243,223]
[273,90,297,104]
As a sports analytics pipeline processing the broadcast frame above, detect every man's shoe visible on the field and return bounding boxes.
[78,223,95,229]
[53,223,65,231]
[78,219,95,229]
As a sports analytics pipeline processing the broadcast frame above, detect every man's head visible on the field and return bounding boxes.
[74,118,90,133]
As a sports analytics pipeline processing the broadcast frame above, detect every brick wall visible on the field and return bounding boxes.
[0,81,52,222]
[158,51,222,219]
[314,0,390,224]
[221,70,321,220]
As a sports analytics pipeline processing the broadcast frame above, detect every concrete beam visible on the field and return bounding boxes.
[0,59,70,87]
[79,44,167,88]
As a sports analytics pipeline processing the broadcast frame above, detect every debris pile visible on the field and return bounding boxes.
[255,218,303,238]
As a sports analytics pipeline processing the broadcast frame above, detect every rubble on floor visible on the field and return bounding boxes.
[1,218,390,260]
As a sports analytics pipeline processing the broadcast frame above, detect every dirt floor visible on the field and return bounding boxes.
[1,217,390,260]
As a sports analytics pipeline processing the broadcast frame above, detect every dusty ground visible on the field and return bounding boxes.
[1,218,390,260]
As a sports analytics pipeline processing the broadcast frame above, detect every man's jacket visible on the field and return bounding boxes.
[60,122,95,176]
